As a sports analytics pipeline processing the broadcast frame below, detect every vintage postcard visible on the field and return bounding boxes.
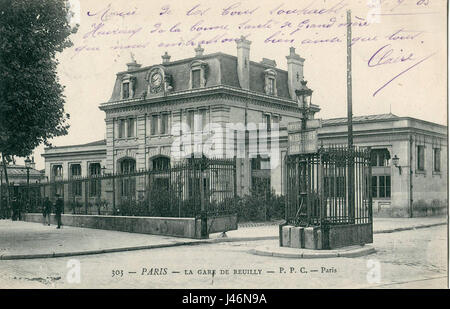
[0,0,448,293]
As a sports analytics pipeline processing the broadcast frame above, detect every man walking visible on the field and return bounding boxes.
[43,197,52,226]
[11,197,18,221]
[55,195,63,229]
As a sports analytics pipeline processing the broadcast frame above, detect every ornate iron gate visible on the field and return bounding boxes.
[285,146,372,227]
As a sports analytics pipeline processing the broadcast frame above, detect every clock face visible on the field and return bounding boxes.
[151,73,162,87]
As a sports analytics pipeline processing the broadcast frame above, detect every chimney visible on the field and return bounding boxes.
[162,51,171,64]
[286,47,305,100]
[126,53,141,71]
[195,44,204,57]
[236,36,251,90]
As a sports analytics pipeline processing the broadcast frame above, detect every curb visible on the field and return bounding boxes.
[0,222,445,260]
[0,237,278,260]
[373,222,447,234]
[0,241,202,260]
[249,245,376,259]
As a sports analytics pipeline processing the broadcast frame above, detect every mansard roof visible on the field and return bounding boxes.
[108,52,292,102]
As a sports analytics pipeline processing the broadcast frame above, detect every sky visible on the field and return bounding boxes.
[23,0,448,170]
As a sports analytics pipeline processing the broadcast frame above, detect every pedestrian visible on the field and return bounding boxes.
[43,197,52,226]
[11,197,18,221]
[55,195,63,229]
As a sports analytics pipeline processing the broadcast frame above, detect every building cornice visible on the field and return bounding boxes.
[99,85,320,115]
[323,116,447,130]
[318,126,447,141]
[42,149,107,159]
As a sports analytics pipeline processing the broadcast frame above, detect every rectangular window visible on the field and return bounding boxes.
[127,118,135,138]
[160,114,169,135]
[192,70,201,89]
[417,145,425,171]
[122,82,130,99]
[371,176,378,198]
[386,176,391,198]
[433,148,441,172]
[118,119,126,138]
[194,111,204,132]
[151,115,159,136]
[201,109,208,130]
[187,110,195,132]
[371,175,391,198]
[264,114,271,132]
[70,164,82,197]
[379,175,386,198]
[268,78,275,95]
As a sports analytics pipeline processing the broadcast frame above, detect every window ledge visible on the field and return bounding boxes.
[116,137,137,141]
[432,171,442,176]
[415,170,426,176]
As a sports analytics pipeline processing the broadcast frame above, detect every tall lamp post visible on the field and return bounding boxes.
[295,80,313,130]
[294,81,313,225]
[24,157,31,210]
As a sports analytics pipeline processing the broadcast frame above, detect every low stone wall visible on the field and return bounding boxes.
[23,213,237,239]
[280,223,373,250]
[327,224,373,249]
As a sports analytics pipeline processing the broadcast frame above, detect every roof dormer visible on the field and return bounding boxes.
[121,74,136,99]
[264,69,277,96]
[189,60,208,89]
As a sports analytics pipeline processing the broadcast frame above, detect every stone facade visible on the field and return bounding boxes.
[41,41,447,218]
[99,40,317,197]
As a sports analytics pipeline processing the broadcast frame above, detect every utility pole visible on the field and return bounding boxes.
[347,10,353,149]
[347,10,355,221]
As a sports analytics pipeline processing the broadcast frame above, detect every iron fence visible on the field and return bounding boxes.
[0,157,237,219]
[285,146,372,227]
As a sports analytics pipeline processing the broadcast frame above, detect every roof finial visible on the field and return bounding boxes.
[126,52,141,71]
[162,51,171,64]
[195,44,204,57]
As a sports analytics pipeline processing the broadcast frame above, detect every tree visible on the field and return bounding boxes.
[0,0,77,210]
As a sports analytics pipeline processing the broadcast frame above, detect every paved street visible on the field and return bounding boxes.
[0,224,447,288]
[0,217,446,258]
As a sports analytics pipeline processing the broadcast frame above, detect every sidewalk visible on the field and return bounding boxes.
[0,217,447,260]
[0,220,203,259]
[215,216,448,239]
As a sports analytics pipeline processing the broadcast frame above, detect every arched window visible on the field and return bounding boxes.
[89,163,101,176]
[152,156,170,171]
[120,158,136,174]
[89,163,102,197]
[51,165,63,198]
[119,158,136,198]
[70,164,82,196]
[52,165,63,179]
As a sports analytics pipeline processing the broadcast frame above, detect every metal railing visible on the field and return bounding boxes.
[0,157,237,218]
[285,146,372,227]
